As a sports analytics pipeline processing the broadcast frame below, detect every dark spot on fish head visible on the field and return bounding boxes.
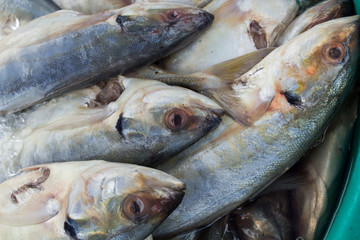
[64,216,80,240]
[161,10,185,25]
[249,20,267,49]
[95,81,123,105]
[116,15,132,29]
[282,91,302,106]
[115,113,125,138]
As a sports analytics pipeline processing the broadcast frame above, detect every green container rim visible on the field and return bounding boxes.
[325,1,360,239]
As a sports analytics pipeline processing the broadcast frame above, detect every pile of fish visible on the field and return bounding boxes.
[0,0,359,239]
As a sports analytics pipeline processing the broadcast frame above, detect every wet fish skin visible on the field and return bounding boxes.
[200,191,293,240]
[0,0,60,36]
[0,160,185,240]
[200,91,359,240]
[276,0,354,46]
[291,91,359,240]
[153,16,360,238]
[162,0,298,74]
[53,0,212,14]
[53,0,133,14]
[0,3,214,114]
[0,77,223,182]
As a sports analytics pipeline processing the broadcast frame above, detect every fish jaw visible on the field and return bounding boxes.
[65,162,185,240]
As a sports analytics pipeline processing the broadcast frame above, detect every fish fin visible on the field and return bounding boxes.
[0,195,61,226]
[40,105,116,131]
[205,84,275,125]
[202,48,275,82]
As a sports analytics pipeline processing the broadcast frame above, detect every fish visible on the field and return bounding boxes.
[276,0,354,46]
[152,16,360,238]
[290,90,359,240]
[161,0,298,74]
[0,2,214,114]
[0,160,185,239]
[53,0,212,14]
[0,77,224,182]
[200,191,294,240]
[198,90,359,240]
[297,0,323,12]
[0,0,60,37]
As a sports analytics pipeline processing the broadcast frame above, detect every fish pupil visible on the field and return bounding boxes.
[173,114,183,128]
[168,11,179,20]
[329,47,342,59]
[131,198,144,215]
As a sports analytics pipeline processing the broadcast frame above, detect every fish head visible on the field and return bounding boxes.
[272,16,359,110]
[65,162,185,240]
[107,2,214,55]
[118,79,224,164]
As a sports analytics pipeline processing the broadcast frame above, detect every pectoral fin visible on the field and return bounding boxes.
[206,85,275,125]
[203,48,275,82]
[40,105,116,131]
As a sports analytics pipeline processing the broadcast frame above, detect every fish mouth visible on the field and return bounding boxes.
[197,11,214,30]
[202,108,224,133]
[160,187,186,215]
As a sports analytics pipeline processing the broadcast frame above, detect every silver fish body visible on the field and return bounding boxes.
[52,0,132,14]
[0,0,60,37]
[162,0,298,74]
[0,3,214,114]
[291,91,358,240]
[276,0,354,46]
[0,77,223,182]
[53,0,212,14]
[153,16,360,238]
[0,160,185,239]
[200,91,359,240]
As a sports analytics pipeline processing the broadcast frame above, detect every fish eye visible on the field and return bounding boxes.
[122,195,149,223]
[165,108,190,132]
[162,10,183,23]
[321,42,346,65]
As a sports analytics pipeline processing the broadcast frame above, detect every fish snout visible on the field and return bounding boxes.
[195,10,214,30]
[202,108,224,133]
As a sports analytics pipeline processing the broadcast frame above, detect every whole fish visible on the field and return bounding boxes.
[0,160,185,239]
[0,0,60,37]
[276,0,354,46]
[152,16,360,238]
[0,77,223,182]
[53,0,212,14]
[0,3,214,114]
[161,0,298,74]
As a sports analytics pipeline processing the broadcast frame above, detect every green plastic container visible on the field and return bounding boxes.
[325,2,360,239]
